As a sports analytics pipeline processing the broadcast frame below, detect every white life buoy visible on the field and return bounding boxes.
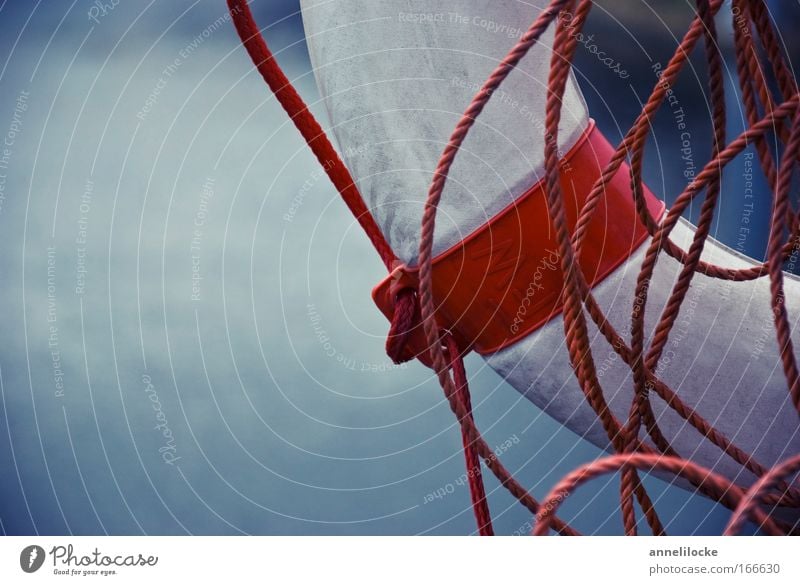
[298,0,800,512]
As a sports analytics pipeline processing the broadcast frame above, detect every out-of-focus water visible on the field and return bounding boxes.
[0,1,795,535]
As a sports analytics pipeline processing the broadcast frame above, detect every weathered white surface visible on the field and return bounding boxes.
[490,219,800,491]
[301,0,800,497]
[300,0,588,263]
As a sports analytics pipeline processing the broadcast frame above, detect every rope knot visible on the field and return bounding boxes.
[385,278,419,364]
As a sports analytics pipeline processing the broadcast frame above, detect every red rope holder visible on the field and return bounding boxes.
[228,0,800,535]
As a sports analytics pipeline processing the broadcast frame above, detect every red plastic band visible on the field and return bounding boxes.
[372,120,665,362]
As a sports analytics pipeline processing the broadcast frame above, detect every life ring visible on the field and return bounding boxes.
[298,0,800,518]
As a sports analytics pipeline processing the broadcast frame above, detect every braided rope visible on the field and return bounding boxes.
[415,0,800,535]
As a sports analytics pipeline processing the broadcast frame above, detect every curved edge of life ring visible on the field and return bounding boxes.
[372,120,666,365]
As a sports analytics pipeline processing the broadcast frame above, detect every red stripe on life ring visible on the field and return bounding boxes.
[373,120,665,363]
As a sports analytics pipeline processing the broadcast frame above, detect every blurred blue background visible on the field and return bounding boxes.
[0,0,796,535]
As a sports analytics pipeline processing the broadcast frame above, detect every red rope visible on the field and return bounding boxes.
[230,0,800,535]
[227,0,396,271]
[725,454,800,535]
[532,453,788,536]
[414,0,800,535]
[444,334,494,536]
